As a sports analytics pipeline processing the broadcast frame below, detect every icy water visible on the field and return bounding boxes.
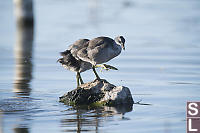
[0,0,200,133]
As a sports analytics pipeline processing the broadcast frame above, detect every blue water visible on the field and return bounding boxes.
[0,0,200,133]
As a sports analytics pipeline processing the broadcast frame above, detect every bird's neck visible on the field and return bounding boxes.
[114,40,121,46]
[113,42,122,54]
[114,41,122,49]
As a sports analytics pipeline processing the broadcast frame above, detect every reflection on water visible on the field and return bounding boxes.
[13,25,34,96]
[61,105,133,132]
[6,1,35,133]
[13,0,34,96]
[0,111,3,133]
[13,0,34,27]
[13,128,29,133]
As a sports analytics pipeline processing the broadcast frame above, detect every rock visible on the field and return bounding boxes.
[59,79,134,106]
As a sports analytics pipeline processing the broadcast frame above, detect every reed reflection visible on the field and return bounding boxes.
[61,105,132,133]
[13,0,34,96]
[13,128,29,133]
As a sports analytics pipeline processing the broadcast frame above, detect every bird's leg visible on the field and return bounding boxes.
[92,65,100,80]
[95,64,118,71]
[77,72,84,84]
[76,72,80,87]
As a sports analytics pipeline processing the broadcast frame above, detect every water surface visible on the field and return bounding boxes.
[0,0,200,133]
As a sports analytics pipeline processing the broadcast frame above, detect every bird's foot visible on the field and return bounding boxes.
[76,86,81,89]
[95,77,101,81]
[95,64,118,71]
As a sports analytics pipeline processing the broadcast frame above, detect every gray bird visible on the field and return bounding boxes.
[57,39,92,87]
[58,36,125,86]
[77,36,125,80]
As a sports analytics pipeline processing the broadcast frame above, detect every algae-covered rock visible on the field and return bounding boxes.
[59,79,134,106]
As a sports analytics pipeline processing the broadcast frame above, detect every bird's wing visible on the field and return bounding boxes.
[69,39,89,60]
[69,39,89,50]
[86,37,114,61]
[88,37,113,49]
[76,47,91,63]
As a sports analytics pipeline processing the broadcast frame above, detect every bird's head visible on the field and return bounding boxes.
[115,36,125,50]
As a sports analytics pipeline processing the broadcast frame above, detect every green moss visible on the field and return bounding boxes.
[68,101,76,106]
[89,100,120,107]
[65,100,110,109]
[90,101,107,107]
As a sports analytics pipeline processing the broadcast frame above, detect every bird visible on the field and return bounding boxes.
[58,36,125,86]
[57,39,92,87]
[76,36,125,80]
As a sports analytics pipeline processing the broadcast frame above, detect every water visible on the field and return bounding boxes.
[0,0,200,133]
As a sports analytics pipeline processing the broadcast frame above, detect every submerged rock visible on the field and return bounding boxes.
[59,79,134,106]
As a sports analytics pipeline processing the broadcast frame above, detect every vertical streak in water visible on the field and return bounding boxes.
[11,0,34,132]
[13,0,34,96]
[13,24,34,96]
[13,128,29,133]
[13,0,34,27]
[13,0,34,97]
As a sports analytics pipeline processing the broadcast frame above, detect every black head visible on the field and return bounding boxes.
[115,36,125,50]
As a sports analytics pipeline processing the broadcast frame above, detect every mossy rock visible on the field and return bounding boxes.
[59,79,134,107]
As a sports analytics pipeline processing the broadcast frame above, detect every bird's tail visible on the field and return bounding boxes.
[57,50,80,72]
[57,58,64,63]
[60,50,70,56]
[57,50,71,63]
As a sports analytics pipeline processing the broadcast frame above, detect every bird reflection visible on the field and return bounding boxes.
[61,105,133,133]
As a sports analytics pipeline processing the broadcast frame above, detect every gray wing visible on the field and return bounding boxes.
[88,37,114,49]
[87,37,115,63]
[69,39,89,60]
[76,36,117,65]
